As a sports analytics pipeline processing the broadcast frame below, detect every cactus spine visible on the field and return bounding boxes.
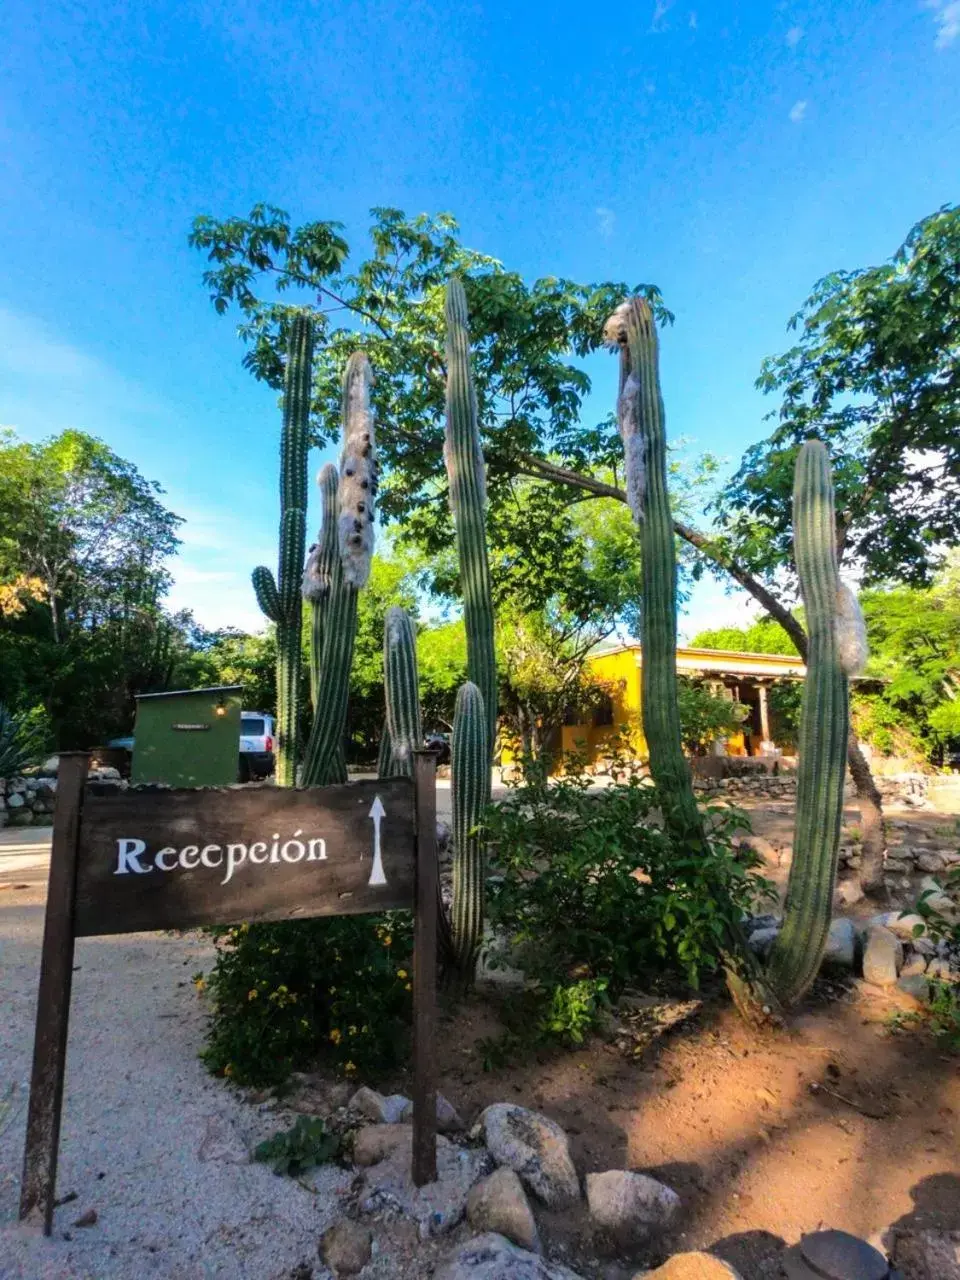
[252,314,313,787]
[767,441,864,1003]
[444,280,496,973]
[383,607,423,778]
[450,681,487,974]
[605,299,702,838]
[301,353,376,785]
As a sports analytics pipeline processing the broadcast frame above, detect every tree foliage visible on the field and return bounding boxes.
[714,206,960,588]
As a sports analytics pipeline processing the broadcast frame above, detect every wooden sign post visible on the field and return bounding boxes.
[19,751,438,1235]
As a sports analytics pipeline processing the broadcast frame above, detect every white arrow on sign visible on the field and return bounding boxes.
[367,795,387,886]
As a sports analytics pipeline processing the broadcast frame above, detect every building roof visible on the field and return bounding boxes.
[589,643,807,679]
[135,685,243,701]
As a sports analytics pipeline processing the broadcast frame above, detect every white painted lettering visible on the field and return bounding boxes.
[179,845,200,869]
[155,846,179,872]
[248,841,268,864]
[201,844,223,869]
[270,833,280,864]
[222,843,247,884]
[307,838,327,861]
[114,838,151,875]
[281,830,306,863]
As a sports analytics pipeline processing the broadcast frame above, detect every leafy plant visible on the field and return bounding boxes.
[0,703,49,779]
[199,913,414,1086]
[484,755,775,1025]
[253,1116,341,1176]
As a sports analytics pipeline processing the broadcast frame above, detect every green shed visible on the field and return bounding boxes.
[131,685,243,787]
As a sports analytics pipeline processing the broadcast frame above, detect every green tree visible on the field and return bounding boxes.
[691,617,800,656]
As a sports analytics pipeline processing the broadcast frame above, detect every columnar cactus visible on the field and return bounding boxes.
[303,462,347,781]
[382,607,423,778]
[301,353,376,786]
[252,314,313,787]
[444,281,497,972]
[604,298,702,839]
[450,681,487,974]
[767,441,866,1003]
[444,280,497,794]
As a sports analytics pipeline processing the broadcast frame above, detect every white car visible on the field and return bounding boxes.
[239,712,275,782]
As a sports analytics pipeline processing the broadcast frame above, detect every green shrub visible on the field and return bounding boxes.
[199,913,413,1086]
[906,868,960,1050]
[253,1115,342,1176]
[484,757,774,1037]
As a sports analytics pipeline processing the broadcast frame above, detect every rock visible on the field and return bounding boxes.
[927,958,959,982]
[890,1228,960,1280]
[883,857,911,873]
[73,1209,98,1228]
[90,765,121,780]
[476,936,527,991]
[197,1114,248,1163]
[746,926,780,959]
[480,1104,579,1207]
[349,1085,412,1124]
[359,1132,492,1238]
[900,953,928,978]
[862,925,903,986]
[41,756,59,775]
[7,809,33,826]
[321,1219,372,1276]
[5,792,25,809]
[743,913,780,936]
[917,851,947,873]
[920,875,959,922]
[434,1233,584,1280]
[585,1170,680,1247]
[821,918,858,971]
[872,912,927,941]
[636,1253,743,1279]
[835,879,864,908]
[353,1123,412,1166]
[467,1168,540,1253]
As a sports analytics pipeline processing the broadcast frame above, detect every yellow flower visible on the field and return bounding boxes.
[329,986,337,995]
[397,969,408,980]
[247,988,258,1001]
[405,982,412,991]
[329,1028,342,1045]
[224,1064,233,1077]
[344,1061,356,1074]
[348,1025,357,1036]
[193,977,206,993]
[383,935,392,947]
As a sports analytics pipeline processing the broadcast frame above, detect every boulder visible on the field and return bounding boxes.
[927,958,959,983]
[359,1132,492,1238]
[7,810,33,826]
[862,925,903,987]
[920,876,959,922]
[5,792,24,809]
[437,1093,466,1133]
[320,1219,372,1276]
[821,918,858,971]
[900,953,928,978]
[746,926,780,959]
[585,1170,680,1246]
[434,1233,584,1280]
[872,912,926,941]
[917,851,947,873]
[635,1253,743,1279]
[41,756,59,775]
[467,1167,540,1253]
[835,879,864,908]
[480,1104,579,1207]
[349,1085,412,1125]
[891,1227,960,1280]
[353,1123,412,1166]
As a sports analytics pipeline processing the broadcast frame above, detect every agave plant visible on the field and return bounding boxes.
[0,705,47,780]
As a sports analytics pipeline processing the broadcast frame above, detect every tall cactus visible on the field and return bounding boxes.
[382,607,423,778]
[252,314,313,787]
[604,298,702,839]
[444,280,497,972]
[767,441,866,1002]
[450,682,487,975]
[444,280,497,794]
[303,462,347,780]
[301,353,376,785]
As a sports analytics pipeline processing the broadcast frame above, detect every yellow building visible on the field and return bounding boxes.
[559,643,807,764]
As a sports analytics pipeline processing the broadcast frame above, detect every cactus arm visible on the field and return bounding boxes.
[444,280,497,791]
[450,681,487,974]
[383,607,423,779]
[767,441,864,1003]
[252,565,282,624]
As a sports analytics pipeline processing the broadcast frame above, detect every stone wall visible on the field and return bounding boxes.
[0,760,124,828]
[694,769,932,807]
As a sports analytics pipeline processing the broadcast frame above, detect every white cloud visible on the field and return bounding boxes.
[651,0,673,31]
[926,0,960,47]
[785,25,803,46]
[595,207,616,238]
[789,99,808,122]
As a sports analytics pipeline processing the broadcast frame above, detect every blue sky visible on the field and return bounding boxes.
[1,0,957,638]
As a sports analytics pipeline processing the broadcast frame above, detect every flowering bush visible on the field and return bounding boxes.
[198,914,414,1086]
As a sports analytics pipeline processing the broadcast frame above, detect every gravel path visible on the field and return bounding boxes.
[0,891,353,1280]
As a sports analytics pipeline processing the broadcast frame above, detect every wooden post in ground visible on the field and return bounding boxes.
[411,750,438,1186]
[19,752,89,1235]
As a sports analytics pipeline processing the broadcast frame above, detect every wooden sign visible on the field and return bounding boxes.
[19,753,438,1236]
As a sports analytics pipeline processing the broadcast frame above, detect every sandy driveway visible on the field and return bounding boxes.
[0,886,356,1280]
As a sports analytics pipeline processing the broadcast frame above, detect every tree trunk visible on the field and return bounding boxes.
[513,452,889,896]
